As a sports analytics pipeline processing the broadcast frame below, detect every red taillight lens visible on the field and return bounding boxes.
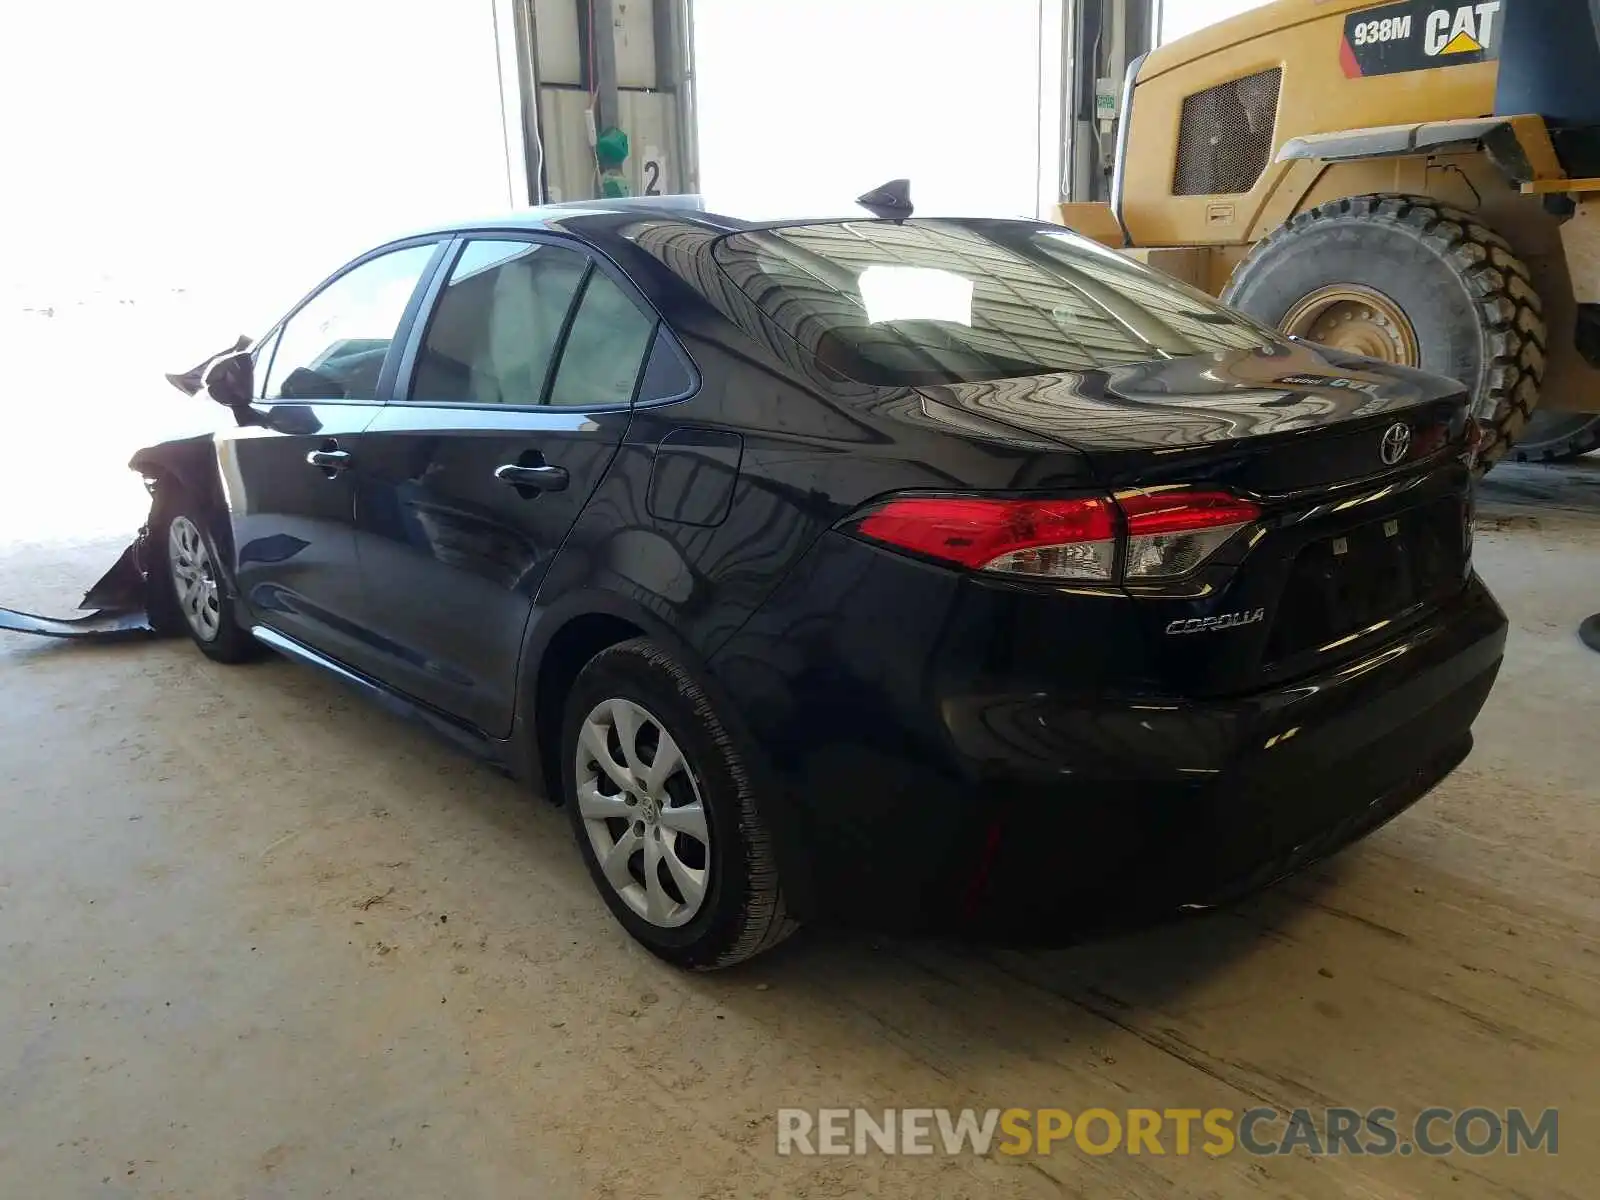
[851,496,1118,580]
[1116,489,1260,579]
[846,489,1259,582]
[1116,490,1261,534]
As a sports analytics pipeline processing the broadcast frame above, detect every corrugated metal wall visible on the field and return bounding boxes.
[539,90,683,201]
[519,0,693,201]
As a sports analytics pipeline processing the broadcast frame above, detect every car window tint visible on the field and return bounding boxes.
[265,244,435,401]
[547,270,657,407]
[409,239,590,406]
[712,220,1276,386]
[635,327,695,402]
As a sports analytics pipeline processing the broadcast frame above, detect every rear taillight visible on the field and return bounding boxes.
[851,496,1118,580]
[1117,489,1260,579]
[845,490,1259,582]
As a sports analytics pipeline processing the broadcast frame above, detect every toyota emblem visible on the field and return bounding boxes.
[1379,422,1411,466]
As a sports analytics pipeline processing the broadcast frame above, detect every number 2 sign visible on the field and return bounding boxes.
[640,148,667,196]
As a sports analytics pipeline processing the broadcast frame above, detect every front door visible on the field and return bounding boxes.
[219,240,441,666]
[351,237,657,734]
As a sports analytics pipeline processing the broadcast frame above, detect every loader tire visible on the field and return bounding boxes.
[1511,411,1600,463]
[1223,194,1545,473]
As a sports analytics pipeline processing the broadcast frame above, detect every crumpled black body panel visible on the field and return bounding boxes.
[0,604,153,640]
[0,426,227,641]
[0,534,156,640]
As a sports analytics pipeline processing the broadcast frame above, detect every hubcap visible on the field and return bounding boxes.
[167,515,222,642]
[575,698,711,928]
[1281,285,1420,365]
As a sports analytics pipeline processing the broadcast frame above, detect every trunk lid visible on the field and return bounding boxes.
[914,341,1470,494]
[915,342,1476,697]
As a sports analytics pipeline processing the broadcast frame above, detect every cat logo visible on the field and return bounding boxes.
[1341,0,1499,77]
[1424,1,1500,56]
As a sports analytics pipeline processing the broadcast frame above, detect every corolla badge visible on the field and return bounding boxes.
[1380,421,1412,466]
[1165,609,1266,635]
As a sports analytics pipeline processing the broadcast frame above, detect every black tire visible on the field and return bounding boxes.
[1580,612,1600,653]
[1223,194,1546,472]
[1511,411,1600,463]
[150,487,259,664]
[561,638,796,969]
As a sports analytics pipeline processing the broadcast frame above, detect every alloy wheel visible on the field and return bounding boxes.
[575,697,711,928]
[168,515,222,642]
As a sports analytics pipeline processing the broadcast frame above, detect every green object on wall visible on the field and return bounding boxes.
[595,126,630,170]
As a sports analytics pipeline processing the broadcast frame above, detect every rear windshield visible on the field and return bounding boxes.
[712,220,1275,386]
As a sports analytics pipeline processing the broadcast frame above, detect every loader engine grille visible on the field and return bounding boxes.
[1173,67,1281,196]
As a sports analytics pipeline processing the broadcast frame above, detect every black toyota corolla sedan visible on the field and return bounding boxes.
[110,195,1505,967]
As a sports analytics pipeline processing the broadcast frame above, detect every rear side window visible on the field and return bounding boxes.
[635,328,696,402]
[712,220,1274,386]
[410,239,590,406]
[547,271,657,407]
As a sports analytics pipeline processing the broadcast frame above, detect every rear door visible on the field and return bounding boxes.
[221,240,443,665]
[351,236,658,734]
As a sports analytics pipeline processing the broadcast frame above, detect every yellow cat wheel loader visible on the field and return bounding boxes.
[1057,0,1600,466]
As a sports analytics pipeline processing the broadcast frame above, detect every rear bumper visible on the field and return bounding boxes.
[712,545,1506,933]
[946,576,1503,931]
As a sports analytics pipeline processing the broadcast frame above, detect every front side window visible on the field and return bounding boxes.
[409,239,590,406]
[265,243,436,401]
[249,327,281,399]
[713,220,1275,386]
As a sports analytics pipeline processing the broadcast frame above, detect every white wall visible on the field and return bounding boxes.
[0,0,516,338]
[1161,0,1274,44]
[0,1,519,543]
[691,0,1048,219]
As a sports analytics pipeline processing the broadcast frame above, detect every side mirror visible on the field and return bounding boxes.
[202,348,254,408]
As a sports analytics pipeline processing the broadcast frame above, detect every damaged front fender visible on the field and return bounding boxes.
[0,534,157,640]
[1,336,250,643]
[0,605,154,640]
[2,334,249,643]
[1,433,240,642]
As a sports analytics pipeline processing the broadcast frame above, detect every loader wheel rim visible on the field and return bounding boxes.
[1281,285,1420,366]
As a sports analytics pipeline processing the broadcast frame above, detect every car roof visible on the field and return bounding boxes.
[399,195,1058,244]
[406,195,866,241]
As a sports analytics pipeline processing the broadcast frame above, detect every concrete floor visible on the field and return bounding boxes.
[1,509,1596,1199]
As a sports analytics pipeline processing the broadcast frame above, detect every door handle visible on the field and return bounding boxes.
[306,448,352,474]
[495,463,569,493]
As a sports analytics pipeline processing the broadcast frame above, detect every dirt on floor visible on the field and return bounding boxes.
[0,508,1595,1199]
